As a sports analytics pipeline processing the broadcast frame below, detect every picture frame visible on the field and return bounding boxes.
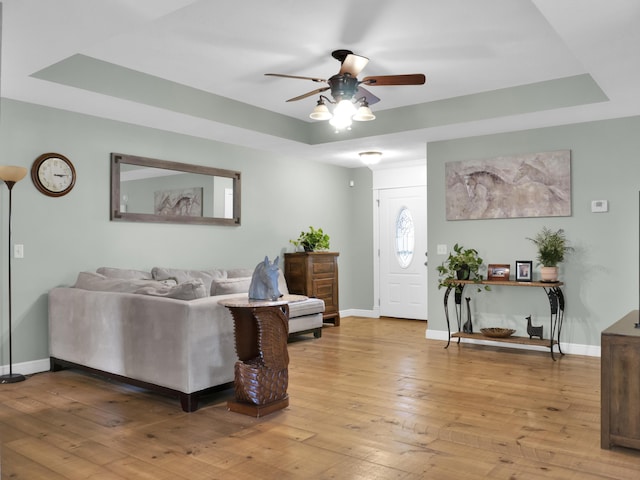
[515,260,533,282]
[487,264,510,281]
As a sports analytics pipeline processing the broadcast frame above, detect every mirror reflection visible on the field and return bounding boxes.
[111,153,241,226]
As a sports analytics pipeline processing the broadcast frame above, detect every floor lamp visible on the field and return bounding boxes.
[0,166,27,384]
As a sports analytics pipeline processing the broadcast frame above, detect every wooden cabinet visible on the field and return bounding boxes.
[601,310,640,450]
[284,252,340,326]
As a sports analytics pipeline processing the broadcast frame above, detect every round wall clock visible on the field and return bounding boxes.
[31,153,76,197]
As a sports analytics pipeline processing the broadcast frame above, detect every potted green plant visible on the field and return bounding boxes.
[436,243,489,291]
[290,226,330,252]
[526,227,573,282]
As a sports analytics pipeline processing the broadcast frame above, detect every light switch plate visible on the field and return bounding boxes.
[591,200,608,213]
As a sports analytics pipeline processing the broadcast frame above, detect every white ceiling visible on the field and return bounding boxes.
[2,0,639,168]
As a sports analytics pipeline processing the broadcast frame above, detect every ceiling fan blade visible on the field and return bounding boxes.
[361,74,426,86]
[339,54,369,76]
[286,86,330,102]
[265,73,327,83]
[356,86,380,106]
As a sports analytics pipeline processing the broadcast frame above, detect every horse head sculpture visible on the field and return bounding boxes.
[248,256,282,301]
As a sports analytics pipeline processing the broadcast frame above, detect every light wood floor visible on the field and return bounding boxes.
[1,317,638,479]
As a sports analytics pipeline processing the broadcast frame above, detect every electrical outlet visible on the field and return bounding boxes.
[437,244,447,255]
[14,244,24,258]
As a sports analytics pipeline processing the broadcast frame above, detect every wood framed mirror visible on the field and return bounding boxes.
[110,153,241,226]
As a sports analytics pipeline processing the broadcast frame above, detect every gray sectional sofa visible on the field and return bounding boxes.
[48,266,324,411]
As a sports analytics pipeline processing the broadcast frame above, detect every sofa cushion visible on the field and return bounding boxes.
[211,277,252,295]
[96,267,151,279]
[135,280,208,300]
[289,313,323,334]
[288,297,325,318]
[74,272,170,293]
[151,267,226,292]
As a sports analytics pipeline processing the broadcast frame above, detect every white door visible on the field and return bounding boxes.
[379,186,428,320]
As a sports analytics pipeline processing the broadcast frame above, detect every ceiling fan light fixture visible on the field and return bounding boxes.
[328,99,357,131]
[359,151,382,165]
[353,102,375,122]
[309,98,332,120]
[329,113,353,131]
[333,99,357,118]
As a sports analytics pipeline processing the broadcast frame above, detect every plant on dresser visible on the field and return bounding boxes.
[289,226,330,252]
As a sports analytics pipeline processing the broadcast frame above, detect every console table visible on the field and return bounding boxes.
[219,294,307,417]
[443,280,565,360]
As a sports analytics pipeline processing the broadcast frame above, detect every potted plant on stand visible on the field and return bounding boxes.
[290,226,330,252]
[527,227,573,282]
[436,243,489,292]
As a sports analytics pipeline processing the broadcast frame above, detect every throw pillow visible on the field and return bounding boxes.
[135,280,208,300]
[151,267,226,293]
[96,267,152,279]
[224,267,289,294]
[210,277,252,295]
[74,272,168,293]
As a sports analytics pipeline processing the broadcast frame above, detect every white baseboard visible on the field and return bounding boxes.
[1,358,51,377]
[425,329,601,357]
[339,309,378,318]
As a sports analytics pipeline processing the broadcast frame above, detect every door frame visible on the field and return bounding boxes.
[372,160,427,318]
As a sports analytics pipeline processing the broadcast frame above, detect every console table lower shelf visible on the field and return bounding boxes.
[444,280,565,360]
[451,332,558,349]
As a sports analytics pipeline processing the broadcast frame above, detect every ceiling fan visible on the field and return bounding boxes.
[265,49,426,128]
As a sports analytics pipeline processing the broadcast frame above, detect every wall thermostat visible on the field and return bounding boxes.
[591,200,608,213]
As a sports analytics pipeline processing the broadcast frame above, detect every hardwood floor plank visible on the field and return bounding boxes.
[0,447,70,480]
[2,316,639,479]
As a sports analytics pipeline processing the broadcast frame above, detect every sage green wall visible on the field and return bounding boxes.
[0,98,373,367]
[427,116,640,348]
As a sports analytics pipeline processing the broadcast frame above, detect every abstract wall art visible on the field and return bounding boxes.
[445,150,571,220]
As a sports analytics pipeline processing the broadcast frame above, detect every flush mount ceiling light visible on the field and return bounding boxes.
[359,151,382,165]
[265,49,425,133]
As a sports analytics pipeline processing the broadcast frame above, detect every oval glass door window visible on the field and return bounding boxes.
[395,207,415,268]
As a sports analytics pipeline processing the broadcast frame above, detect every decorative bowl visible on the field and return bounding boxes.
[480,327,516,338]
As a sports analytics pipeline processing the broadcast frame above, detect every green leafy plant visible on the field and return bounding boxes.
[290,226,330,252]
[527,227,573,267]
[436,243,489,291]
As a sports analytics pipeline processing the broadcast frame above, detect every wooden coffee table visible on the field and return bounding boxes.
[218,294,307,417]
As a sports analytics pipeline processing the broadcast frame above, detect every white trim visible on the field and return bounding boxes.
[372,164,427,323]
[425,329,601,357]
[373,188,380,320]
[372,163,427,190]
[339,309,379,319]
[1,358,51,377]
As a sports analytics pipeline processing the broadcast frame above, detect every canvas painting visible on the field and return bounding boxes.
[445,150,571,220]
[154,187,203,217]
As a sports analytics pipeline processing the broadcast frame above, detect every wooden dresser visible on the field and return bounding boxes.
[601,310,640,450]
[284,252,340,326]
